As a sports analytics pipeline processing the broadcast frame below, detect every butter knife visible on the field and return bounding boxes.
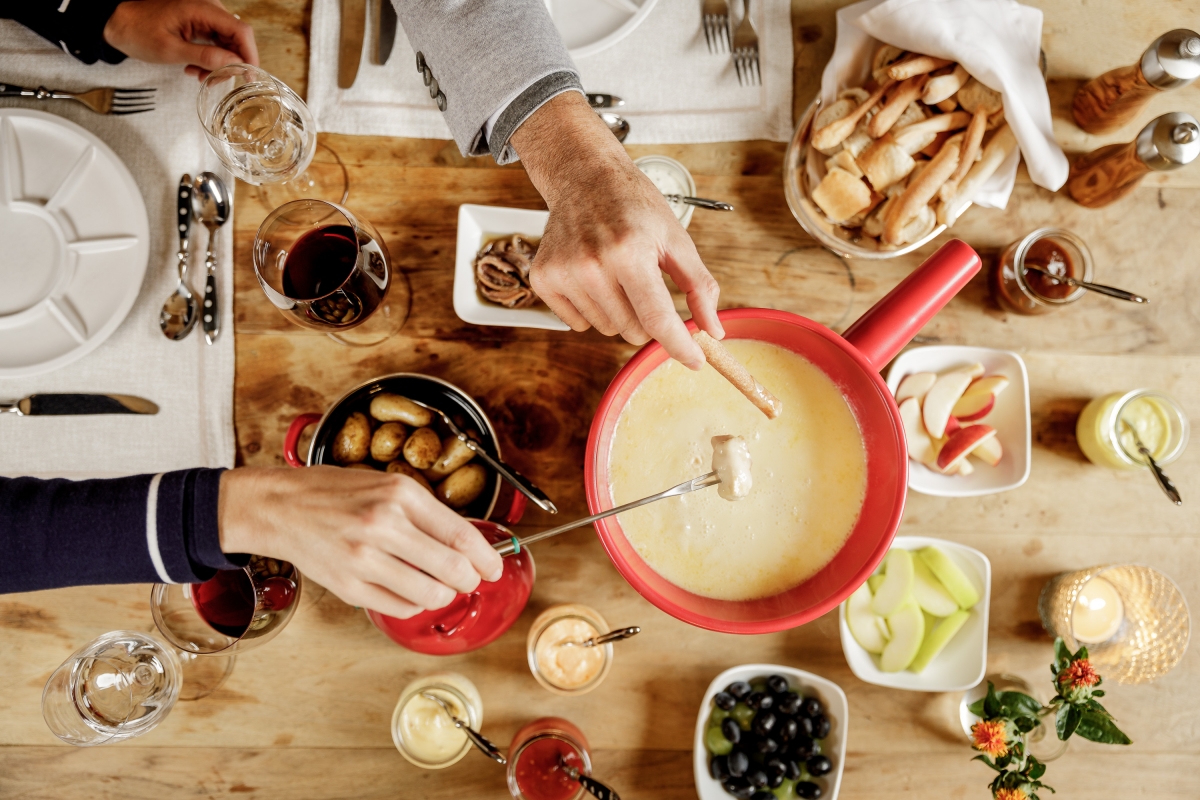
[1,394,159,416]
[375,0,397,65]
[338,0,368,89]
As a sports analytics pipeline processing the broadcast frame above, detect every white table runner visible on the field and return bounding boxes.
[0,21,235,478]
[307,0,795,145]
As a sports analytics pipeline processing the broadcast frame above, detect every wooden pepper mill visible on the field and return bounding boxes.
[1066,112,1200,208]
[1072,29,1200,134]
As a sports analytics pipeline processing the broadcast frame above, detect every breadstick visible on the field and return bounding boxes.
[693,332,783,420]
[945,108,988,189]
[922,64,969,105]
[883,133,962,245]
[936,125,1017,225]
[887,55,953,81]
[811,79,894,152]
[892,110,971,153]
[868,76,927,139]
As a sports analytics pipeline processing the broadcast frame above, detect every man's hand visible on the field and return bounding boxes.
[512,91,723,369]
[217,467,504,619]
[103,0,259,80]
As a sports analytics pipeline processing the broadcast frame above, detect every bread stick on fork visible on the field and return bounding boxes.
[693,332,783,420]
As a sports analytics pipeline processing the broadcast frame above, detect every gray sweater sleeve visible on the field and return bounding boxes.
[393,0,584,164]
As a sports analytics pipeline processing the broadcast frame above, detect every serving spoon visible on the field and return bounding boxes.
[493,471,721,557]
[561,626,641,649]
[1023,265,1148,304]
[191,172,231,345]
[159,174,198,340]
[663,194,735,211]
[558,755,622,800]
[1120,418,1182,505]
[420,692,507,765]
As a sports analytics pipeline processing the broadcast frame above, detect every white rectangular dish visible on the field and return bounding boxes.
[453,204,569,331]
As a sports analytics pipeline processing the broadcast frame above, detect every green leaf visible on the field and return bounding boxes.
[966,697,987,717]
[1056,704,1081,740]
[1092,689,1105,697]
[1075,709,1132,745]
[1077,645,1089,661]
[982,682,1004,718]
[1014,716,1037,733]
[1029,759,1047,780]
[1083,698,1113,717]
[972,754,1002,772]
[999,690,1043,718]
[1053,638,1071,667]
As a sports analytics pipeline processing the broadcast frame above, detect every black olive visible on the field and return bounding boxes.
[776,691,802,715]
[710,755,730,781]
[777,717,799,742]
[727,750,750,778]
[752,737,779,755]
[765,761,786,789]
[726,681,752,699]
[791,735,816,760]
[751,711,777,737]
[714,691,737,711]
[795,781,823,799]
[722,717,743,745]
[810,714,831,740]
[723,776,754,799]
[748,769,769,789]
[745,691,774,710]
[801,697,823,718]
[766,675,790,695]
[750,793,776,800]
[797,715,814,737]
[784,760,802,780]
[806,755,833,777]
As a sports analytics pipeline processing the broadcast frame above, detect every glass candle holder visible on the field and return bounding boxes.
[507,717,592,800]
[1075,389,1189,469]
[526,604,613,696]
[989,228,1094,315]
[392,672,484,769]
[958,673,1068,762]
[1038,564,1190,684]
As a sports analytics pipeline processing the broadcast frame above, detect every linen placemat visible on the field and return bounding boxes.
[307,0,795,145]
[0,21,235,478]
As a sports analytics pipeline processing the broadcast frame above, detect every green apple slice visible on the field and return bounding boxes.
[845,583,887,653]
[867,573,885,594]
[911,554,960,617]
[871,549,914,617]
[880,603,925,672]
[874,616,892,642]
[909,609,971,672]
[918,547,980,608]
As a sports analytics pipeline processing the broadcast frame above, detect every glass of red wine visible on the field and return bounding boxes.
[253,199,409,346]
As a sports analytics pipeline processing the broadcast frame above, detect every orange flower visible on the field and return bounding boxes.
[1061,658,1100,690]
[970,719,1009,757]
[994,789,1029,800]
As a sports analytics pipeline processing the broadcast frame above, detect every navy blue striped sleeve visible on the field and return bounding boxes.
[1,0,128,64]
[0,469,246,595]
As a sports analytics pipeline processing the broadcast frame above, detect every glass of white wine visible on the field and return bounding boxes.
[197,63,348,206]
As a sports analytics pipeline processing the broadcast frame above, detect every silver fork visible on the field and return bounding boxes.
[0,83,155,115]
[732,0,761,86]
[702,0,731,54]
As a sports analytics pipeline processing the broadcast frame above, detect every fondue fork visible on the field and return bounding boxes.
[1023,265,1148,304]
[493,472,721,557]
[420,692,507,765]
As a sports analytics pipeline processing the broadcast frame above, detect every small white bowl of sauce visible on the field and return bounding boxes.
[634,155,696,229]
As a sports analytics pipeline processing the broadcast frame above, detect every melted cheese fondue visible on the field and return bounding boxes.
[608,340,867,601]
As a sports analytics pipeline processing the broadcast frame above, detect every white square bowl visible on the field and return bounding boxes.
[693,664,848,800]
[453,204,570,331]
[885,345,1031,497]
[838,536,991,692]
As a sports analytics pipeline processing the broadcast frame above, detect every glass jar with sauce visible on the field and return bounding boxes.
[989,228,1094,315]
[506,717,592,800]
[391,672,484,769]
[1076,389,1189,469]
[634,155,696,229]
[526,604,613,696]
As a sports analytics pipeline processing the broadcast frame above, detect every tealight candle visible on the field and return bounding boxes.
[1071,576,1124,644]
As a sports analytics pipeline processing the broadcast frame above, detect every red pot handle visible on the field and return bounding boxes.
[842,239,981,372]
[434,591,482,639]
[502,489,527,526]
[283,414,323,468]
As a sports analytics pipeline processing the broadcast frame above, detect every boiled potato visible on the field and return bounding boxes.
[370,393,433,426]
[370,422,408,463]
[403,426,443,470]
[344,463,377,471]
[436,463,488,509]
[386,460,433,492]
[424,436,476,481]
[332,412,371,464]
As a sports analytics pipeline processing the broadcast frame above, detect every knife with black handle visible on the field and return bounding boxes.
[1,394,159,416]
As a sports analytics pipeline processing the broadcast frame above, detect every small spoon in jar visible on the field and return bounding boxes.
[561,627,641,649]
[420,692,507,765]
[1023,265,1148,304]
[558,755,622,800]
[1120,418,1182,505]
[662,194,735,211]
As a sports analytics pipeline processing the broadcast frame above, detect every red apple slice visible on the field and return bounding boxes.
[971,435,1003,466]
[946,362,985,379]
[952,392,995,422]
[896,372,937,404]
[923,435,946,469]
[922,371,973,439]
[945,414,962,436]
[965,375,1010,398]
[936,425,997,472]
[899,397,933,463]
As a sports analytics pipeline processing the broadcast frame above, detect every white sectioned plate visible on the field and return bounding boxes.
[0,109,149,377]
[885,345,1032,497]
[694,664,848,800]
[453,204,569,331]
[548,0,660,59]
[839,536,991,693]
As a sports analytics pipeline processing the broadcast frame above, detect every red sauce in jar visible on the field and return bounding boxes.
[513,736,585,800]
[1021,238,1076,300]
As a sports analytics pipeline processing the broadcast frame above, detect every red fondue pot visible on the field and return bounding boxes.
[585,240,981,634]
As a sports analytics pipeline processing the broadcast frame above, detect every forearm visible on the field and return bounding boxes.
[2,0,127,64]
[0,469,243,595]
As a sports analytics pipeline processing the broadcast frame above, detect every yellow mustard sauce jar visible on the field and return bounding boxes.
[1076,389,1189,470]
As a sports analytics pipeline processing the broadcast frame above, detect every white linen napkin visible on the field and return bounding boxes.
[307,0,794,145]
[0,21,235,478]
[821,0,1067,210]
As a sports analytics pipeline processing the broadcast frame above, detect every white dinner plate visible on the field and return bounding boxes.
[0,108,150,377]
[549,0,660,59]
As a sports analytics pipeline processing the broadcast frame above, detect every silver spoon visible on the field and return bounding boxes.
[160,175,198,340]
[598,111,629,142]
[420,692,506,765]
[663,194,735,211]
[1023,265,1148,304]
[561,626,641,649]
[1120,418,1182,505]
[558,755,622,800]
[493,471,720,557]
[191,172,230,345]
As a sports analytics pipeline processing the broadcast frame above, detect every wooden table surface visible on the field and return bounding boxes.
[3,2,1198,798]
